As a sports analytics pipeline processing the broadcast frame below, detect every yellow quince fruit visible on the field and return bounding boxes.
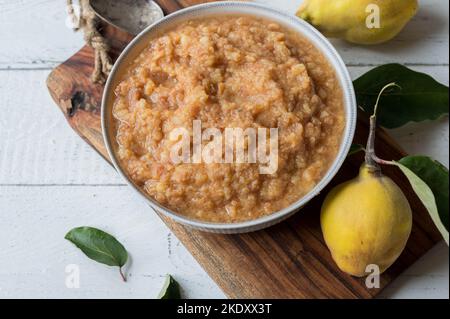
[321,164,413,277]
[297,0,419,45]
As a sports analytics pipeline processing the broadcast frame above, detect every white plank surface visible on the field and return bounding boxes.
[0,0,84,69]
[0,0,448,68]
[0,185,223,298]
[0,0,448,299]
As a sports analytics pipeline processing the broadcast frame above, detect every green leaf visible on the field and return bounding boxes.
[394,162,449,245]
[158,275,181,299]
[399,156,449,232]
[353,64,449,128]
[65,227,128,281]
[348,143,365,156]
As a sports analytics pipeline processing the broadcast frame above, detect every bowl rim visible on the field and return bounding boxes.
[101,1,357,232]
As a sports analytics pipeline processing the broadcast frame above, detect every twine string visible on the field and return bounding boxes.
[66,0,112,84]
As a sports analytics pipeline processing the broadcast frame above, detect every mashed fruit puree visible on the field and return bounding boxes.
[112,16,345,223]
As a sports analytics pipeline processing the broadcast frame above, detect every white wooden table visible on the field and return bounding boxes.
[0,0,448,299]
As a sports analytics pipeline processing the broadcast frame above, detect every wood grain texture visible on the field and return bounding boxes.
[46,0,442,298]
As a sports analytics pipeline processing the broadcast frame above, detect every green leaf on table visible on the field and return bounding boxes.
[65,226,128,281]
[398,156,449,232]
[394,161,449,245]
[348,143,365,156]
[353,64,449,128]
[158,275,181,299]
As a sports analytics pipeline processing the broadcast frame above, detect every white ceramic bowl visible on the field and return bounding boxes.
[102,1,357,234]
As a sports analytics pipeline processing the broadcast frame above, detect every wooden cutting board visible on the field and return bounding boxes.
[46,0,442,298]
